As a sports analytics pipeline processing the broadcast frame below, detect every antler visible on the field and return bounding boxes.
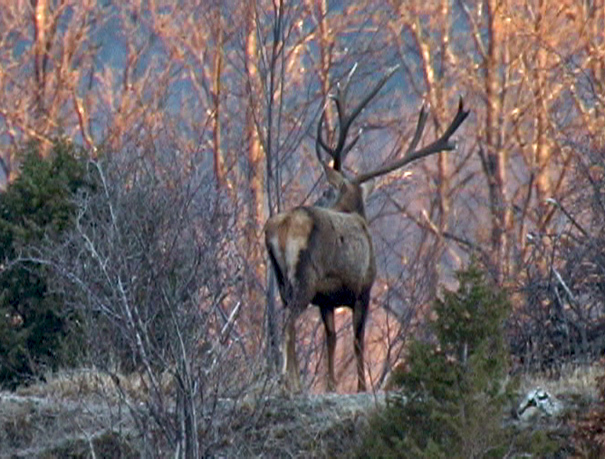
[353,98,470,184]
[316,64,400,171]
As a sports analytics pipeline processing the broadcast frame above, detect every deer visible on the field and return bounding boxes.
[264,64,470,393]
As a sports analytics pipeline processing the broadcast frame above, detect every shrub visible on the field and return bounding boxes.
[571,359,605,457]
[36,147,248,456]
[0,140,88,389]
[359,264,515,458]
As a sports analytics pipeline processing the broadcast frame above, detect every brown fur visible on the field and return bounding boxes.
[265,179,375,392]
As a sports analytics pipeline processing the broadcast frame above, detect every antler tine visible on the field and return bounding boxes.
[440,97,469,140]
[406,102,429,155]
[340,128,363,163]
[316,64,401,171]
[347,65,400,128]
[328,64,358,169]
[332,62,359,119]
[354,99,470,184]
[345,62,359,86]
[315,109,330,166]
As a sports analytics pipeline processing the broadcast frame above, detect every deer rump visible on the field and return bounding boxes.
[265,206,375,312]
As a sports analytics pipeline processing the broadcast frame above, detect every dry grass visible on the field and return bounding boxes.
[16,369,116,400]
[15,368,175,403]
[519,363,602,400]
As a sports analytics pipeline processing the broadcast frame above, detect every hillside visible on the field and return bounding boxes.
[0,366,601,458]
[0,371,384,458]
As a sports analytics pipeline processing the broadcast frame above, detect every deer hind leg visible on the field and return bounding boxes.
[282,307,302,393]
[281,285,314,393]
[353,293,370,392]
[320,307,337,392]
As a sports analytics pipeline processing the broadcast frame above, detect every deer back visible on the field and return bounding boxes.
[307,207,375,292]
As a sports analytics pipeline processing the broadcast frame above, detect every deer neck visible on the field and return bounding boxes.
[331,190,367,219]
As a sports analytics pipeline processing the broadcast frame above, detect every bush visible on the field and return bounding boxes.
[359,264,515,458]
[36,147,249,456]
[0,140,88,389]
[571,360,605,457]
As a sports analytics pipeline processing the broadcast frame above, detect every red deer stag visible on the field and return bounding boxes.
[265,65,469,392]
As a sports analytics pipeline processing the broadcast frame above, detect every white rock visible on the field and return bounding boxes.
[517,387,563,421]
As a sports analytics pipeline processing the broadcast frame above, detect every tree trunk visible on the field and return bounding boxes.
[245,0,268,350]
[212,7,226,190]
[484,0,511,283]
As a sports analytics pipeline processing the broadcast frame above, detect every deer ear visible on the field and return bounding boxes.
[361,180,375,200]
[323,165,346,189]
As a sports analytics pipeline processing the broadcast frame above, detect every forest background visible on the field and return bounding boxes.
[0,0,603,408]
